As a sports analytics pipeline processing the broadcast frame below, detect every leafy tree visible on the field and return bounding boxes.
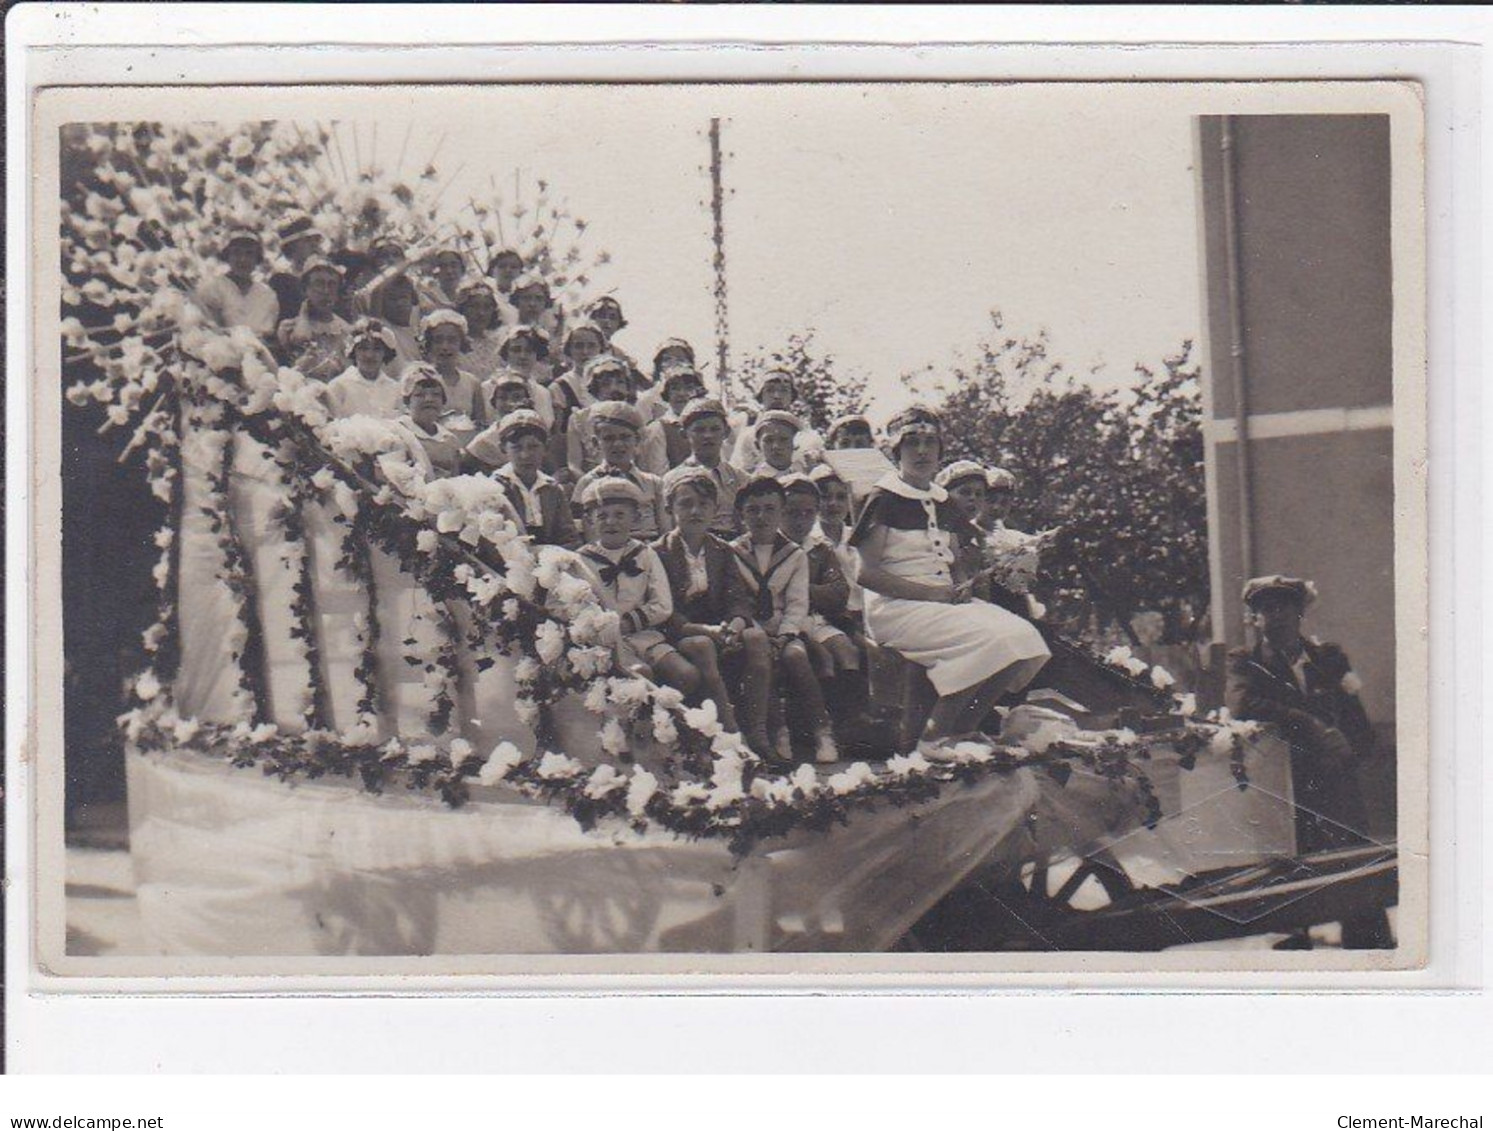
[735,330,869,433]
[906,313,1208,645]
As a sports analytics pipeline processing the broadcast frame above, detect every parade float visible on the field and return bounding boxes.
[62,121,1392,956]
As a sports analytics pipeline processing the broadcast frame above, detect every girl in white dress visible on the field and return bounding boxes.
[849,407,1049,755]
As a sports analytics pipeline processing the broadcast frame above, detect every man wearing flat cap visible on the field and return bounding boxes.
[1225,575,1392,949]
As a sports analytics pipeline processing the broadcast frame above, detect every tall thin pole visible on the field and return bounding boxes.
[708,118,731,407]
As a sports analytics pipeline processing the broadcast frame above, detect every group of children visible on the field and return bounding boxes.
[196,216,1040,763]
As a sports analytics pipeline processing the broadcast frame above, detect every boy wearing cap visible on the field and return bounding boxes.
[276,256,351,381]
[654,467,768,751]
[1225,575,1391,949]
[749,410,807,479]
[418,309,487,434]
[195,225,281,338]
[729,475,839,765]
[267,211,323,329]
[570,401,668,541]
[575,479,702,697]
[470,410,577,548]
[393,364,465,480]
[678,397,746,539]
[325,319,403,420]
[482,373,536,423]
[566,358,637,477]
[638,364,707,476]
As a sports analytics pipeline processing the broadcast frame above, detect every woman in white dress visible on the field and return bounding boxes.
[849,406,1049,754]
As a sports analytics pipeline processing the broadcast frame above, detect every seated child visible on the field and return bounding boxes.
[678,396,747,539]
[728,474,839,766]
[487,324,555,430]
[418,309,486,437]
[654,467,771,753]
[779,474,861,680]
[569,400,669,541]
[638,364,707,475]
[574,478,702,698]
[325,319,402,420]
[393,364,465,480]
[749,410,807,479]
[276,256,352,381]
[935,459,997,597]
[475,409,579,548]
[567,357,637,476]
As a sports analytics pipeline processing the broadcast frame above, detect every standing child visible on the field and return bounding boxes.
[276,256,351,380]
[457,279,507,379]
[574,478,702,697]
[749,410,806,479]
[550,322,609,434]
[729,369,795,469]
[267,211,323,330]
[485,248,526,321]
[510,274,564,341]
[825,413,875,451]
[195,223,281,338]
[567,357,636,476]
[678,397,747,539]
[393,364,466,480]
[488,324,556,431]
[419,248,467,312]
[654,467,770,751]
[569,401,669,541]
[729,475,839,766]
[325,319,403,420]
[418,309,486,437]
[479,409,578,548]
[368,273,422,373]
[638,364,707,475]
[585,296,645,390]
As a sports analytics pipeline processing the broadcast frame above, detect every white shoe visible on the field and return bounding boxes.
[814,731,840,765]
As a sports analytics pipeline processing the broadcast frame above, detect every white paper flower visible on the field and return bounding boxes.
[626,768,658,817]
[1150,666,1176,690]
[886,751,932,777]
[537,751,582,779]
[827,761,877,794]
[476,741,524,785]
[535,620,566,664]
[1340,671,1363,696]
[514,657,540,683]
[651,685,686,711]
[600,717,630,756]
[406,743,440,766]
[790,764,819,795]
[416,529,439,554]
[134,669,162,701]
[1173,693,1199,718]
[584,764,625,800]
[652,708,678,747]
[682,699,721,737]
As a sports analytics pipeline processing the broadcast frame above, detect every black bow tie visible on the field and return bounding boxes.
[586,548,645,587]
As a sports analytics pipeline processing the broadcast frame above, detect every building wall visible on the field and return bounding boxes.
[1195,114,1396,724]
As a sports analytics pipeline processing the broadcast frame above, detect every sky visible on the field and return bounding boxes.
[324,84,1202,417]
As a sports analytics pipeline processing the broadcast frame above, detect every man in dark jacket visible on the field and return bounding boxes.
[1225,575,1393,949]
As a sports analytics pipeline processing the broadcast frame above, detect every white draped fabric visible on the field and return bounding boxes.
[126,749,1042,955]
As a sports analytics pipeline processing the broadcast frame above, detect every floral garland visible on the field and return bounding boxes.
[118,692,1233,857]
[268,439,330,730]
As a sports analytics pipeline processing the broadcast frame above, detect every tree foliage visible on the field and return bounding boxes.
[909,313,1209,645]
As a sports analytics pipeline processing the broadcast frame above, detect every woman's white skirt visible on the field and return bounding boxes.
[864,594,1050,695]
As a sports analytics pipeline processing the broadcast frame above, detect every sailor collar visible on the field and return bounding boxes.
[873,471,950,503]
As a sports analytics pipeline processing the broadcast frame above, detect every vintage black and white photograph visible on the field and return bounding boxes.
[36,81,1426,973]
